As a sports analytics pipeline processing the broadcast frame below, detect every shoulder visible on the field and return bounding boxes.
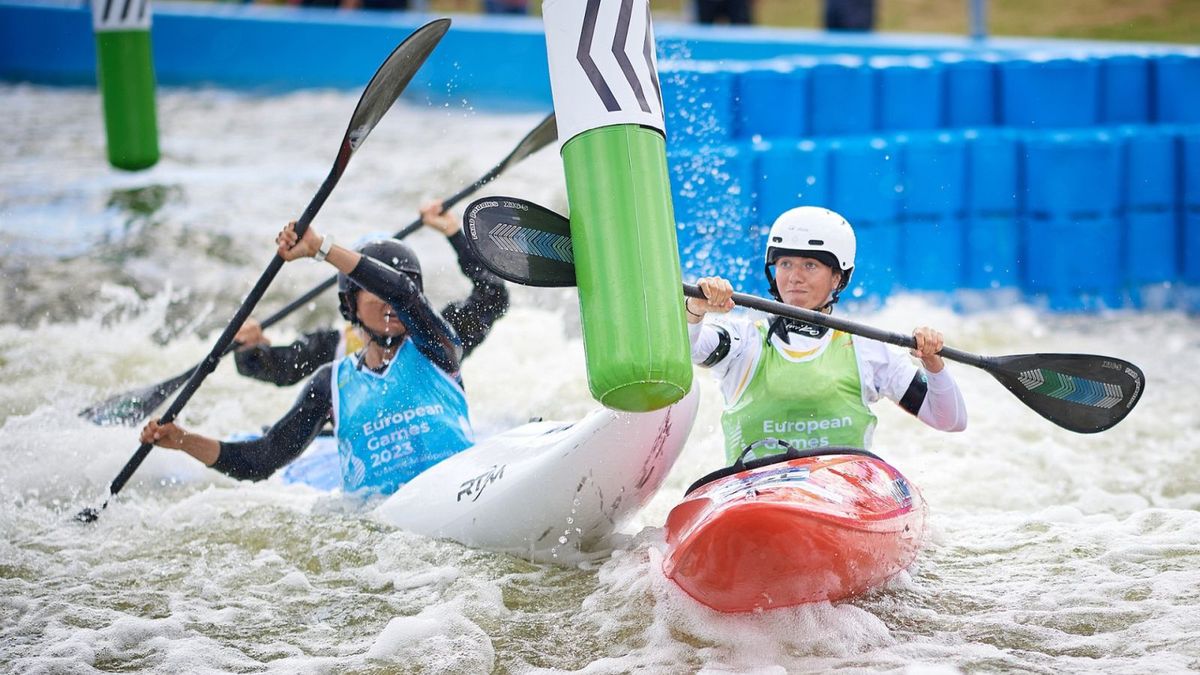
[308,362,336,391]
[849,334,897,361]
[709,314,761,341]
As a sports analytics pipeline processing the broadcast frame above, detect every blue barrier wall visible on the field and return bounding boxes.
[4,0,1198,310]
[0,1,552,109]
[963,129,1020,290]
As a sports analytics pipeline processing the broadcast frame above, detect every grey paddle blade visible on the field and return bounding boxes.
[79,369,191,426]
[344,18,451,153]
[76,22,452,522]
[503,113,557,169]
[433,114,559,219]
[986,353,1145,433]
[462,197,576,287]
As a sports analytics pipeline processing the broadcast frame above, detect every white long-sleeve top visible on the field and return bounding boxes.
[689,315,968,442]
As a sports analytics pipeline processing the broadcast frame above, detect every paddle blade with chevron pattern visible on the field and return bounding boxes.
[462,197,576,287]
[985,353,1144,433]
[457,195,1146,434]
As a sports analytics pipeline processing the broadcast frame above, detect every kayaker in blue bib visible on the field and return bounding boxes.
[140,220,477,495]
[685,206,968,463]
[230,200,508,387]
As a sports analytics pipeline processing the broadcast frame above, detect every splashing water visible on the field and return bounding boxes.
[2,85,1199,673]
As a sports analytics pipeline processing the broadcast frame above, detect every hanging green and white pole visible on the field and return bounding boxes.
[541,0,692,412]
[92,0,159,171]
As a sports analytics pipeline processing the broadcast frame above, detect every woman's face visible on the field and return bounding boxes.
[773,255,842,310]
[355,291,407,338]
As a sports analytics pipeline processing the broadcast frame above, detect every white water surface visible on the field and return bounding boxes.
[2,84,1199,674]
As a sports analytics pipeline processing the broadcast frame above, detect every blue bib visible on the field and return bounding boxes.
[332,341,473,494]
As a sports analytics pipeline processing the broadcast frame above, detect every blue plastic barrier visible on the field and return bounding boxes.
[1000,56,1100,129]
[899,131,967,218]
[1100,55,1150,124]
[1123,125,1178,211]
[827,136,901,297]
[939,53,998,128]
[1154,54,1200,125]
[735,63,808,140]
[964,129,1021,292]
[965,217,1021,290]
[1125,212,1178,287]
[1025,130,1122,219]
[661,63,736,146]
[1120,126,1179,287]
[827,136,901,224]
[672,144,766,295]
[809,56,874,136]
[965,128,1021,217]
[1186,214,1200,286]
[873,56,943,132]
[897,132,967,289]
[754,139,830,225]
[1184,130,1200,284]
[1024,217,1123,310]
[669,143,757,233]
[1023,130,1123,307]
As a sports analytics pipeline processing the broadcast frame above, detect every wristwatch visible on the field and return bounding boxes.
[314,233,334,262]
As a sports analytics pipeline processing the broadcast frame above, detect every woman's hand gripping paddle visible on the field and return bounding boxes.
[75,20,452,523]
[78,114,558,428]
[459,196,1145,435]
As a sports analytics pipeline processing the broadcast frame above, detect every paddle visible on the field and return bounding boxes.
[460,196,1146,434]
[79,112,558,428]
[76,20,451,523]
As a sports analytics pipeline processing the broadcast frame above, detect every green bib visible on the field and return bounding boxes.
[720,323,877,463]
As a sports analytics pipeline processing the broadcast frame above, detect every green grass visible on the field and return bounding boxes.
[423,0,1199,45]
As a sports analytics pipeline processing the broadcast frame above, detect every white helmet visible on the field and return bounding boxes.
[764,206,856,303]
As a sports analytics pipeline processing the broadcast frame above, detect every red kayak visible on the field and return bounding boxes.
[663,444,926,612]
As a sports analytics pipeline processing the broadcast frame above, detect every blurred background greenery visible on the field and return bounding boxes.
[410,0,1199,44]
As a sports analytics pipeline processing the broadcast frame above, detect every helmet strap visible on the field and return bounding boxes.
[350,317,406,371]
[362,325,405,351]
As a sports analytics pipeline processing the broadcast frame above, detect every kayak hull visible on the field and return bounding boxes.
[663,452,926,612]
[372,386,699,561]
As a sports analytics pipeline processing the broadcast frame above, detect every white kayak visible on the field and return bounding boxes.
[277,387,700,561]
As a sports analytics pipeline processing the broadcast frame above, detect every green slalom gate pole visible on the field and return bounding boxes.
[542,0,691,412]
[92,0,159,171]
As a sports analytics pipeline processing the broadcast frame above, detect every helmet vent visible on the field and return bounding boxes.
[808,239,825,245]
[771,236,783,243]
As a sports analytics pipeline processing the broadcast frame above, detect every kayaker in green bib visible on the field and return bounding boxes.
[686,206,967,463]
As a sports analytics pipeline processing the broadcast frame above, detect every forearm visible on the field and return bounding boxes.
[444,233,509,357]
[177,433,221,467]
[350,256,463,374]
[916,368,968,431]
[684,296,707,325]
[234,330,341,386]
[212,369,333,481]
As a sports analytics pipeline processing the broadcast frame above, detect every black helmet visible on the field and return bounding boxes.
[337,239,422,323]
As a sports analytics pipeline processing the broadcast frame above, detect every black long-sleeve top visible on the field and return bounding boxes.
[212,254,464,481]
[234,231,509,386]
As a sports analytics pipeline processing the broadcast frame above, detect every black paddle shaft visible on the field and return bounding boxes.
[461,195,1145,435]
[107,164,340,497]
[78,21,451,521]
[682,284,991,369]
[77,113,556,429]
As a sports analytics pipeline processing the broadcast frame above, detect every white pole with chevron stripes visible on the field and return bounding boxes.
[542,0,692,412]
[92,0,159,170]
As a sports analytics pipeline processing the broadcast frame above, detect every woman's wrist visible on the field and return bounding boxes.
[685,298,704,322]
[313,233,334,261]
